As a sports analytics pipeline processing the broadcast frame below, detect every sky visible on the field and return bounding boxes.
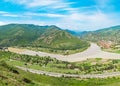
[0,0,120,31]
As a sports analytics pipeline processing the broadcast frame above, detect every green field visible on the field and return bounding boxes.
[1,51,120,85]
[2,61,120,86]
[3,51,120,75]
[25,45,89,55]
[103,48,120,54]
[1,60,120,86]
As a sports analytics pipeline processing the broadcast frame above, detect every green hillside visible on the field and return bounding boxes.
[0,24,89,54]
[79,25,120,53]
[0,24,48,46]
[1,51,120,86]
[80,25,120,44]
[34,25,88,50]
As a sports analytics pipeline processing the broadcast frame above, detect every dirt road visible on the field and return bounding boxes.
[17,66,120,78]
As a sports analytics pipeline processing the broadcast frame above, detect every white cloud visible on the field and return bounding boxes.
[5,0,29,4]
[0,11,8,14]
[2,14,19,17]
[0,11,18,17]
[3,0,120,31]
[25,12,65,18]
[47,11,118,31]
[0,11,28,18]
[0,21,7,25]
[28,0,58,7]
[94,0,112,8]
[5,0,74,10]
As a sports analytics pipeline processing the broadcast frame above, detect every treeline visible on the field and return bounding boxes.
[10,54,65,67]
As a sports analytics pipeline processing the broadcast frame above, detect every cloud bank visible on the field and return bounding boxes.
[1,0,120,31]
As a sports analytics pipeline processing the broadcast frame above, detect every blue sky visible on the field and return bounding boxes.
[0,0,120,31]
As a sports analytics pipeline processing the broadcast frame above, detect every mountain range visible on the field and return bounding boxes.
[0,24,89,50]
[79,25,120,44]
[1,23,120,50]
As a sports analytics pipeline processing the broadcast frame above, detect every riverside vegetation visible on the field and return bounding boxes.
[3,51,120,74]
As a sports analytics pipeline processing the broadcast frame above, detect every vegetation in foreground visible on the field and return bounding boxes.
[3,51,120,74]
[2,60,120,86]
[1,51,120,86]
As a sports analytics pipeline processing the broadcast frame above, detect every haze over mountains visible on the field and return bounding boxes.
[65,25,120,44]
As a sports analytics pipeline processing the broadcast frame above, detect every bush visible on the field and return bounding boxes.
[23,78,32,83]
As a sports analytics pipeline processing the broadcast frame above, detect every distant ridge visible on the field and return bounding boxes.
[79,25,120,43]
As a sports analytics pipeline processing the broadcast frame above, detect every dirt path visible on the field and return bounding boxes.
[17,66,120,78]
[9,43,120,62]
[8,47,26,53]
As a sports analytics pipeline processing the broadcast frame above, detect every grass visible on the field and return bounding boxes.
[2,62,120,86]
[2,51,120,85]
[23,44,89,55]
[103,48,120,54]
[7,60,79,74]
[7,53,120,74]
[21,72,120,86]
[0,60,35,86]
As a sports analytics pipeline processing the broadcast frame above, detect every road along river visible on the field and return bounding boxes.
[8,43,120,62]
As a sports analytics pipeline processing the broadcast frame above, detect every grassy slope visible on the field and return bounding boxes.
[2,51,120,75]
[7,55,120,74]
[0,24,47,46]
[81,25,120,43]
[80,25,120,54]
[1,51,120,86]
[33,25,89,50]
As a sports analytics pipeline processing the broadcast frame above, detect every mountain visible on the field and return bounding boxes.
[34,27,88,50]
[80,25,120,44]
[65,29,88,36]
[65,29,79,36]
[0,24,48,46]
[0,24,89,50]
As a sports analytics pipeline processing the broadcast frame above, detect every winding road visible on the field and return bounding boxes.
[9,43,120,62]
[17,66,120,78]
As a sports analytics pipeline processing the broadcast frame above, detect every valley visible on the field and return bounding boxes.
[0,24,120,86]
[1,0,120,85]
[79,25,120,54]
[0,24,89,55]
